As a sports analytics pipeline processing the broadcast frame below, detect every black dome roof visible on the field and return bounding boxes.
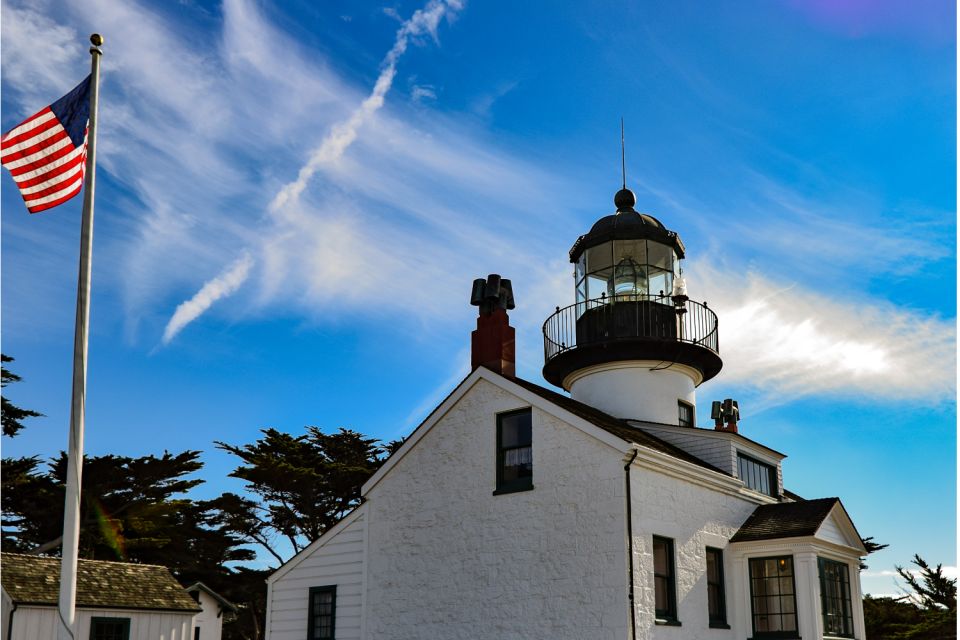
[569,190,685,262]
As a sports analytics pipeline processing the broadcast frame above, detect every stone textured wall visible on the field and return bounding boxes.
[364,379,631,639]
[630,465,759,640]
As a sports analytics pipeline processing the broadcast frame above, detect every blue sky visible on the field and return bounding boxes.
[1,0,955,596]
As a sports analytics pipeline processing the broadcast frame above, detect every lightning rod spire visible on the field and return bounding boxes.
[620,117,626,189]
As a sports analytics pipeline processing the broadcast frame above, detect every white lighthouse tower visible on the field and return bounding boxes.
[541,187,722,425]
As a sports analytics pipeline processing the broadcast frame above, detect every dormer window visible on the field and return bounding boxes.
[495,409,533,494]
[738,453,778,497]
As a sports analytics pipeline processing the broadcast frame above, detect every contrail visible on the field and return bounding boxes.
[161,252,253,344]
[160,0,461,344]
[269,0,463,213]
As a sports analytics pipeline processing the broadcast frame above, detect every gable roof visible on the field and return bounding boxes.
[506,374,728,475]
[0,553,201,613]
[730,497,865,551]
[185,582,237,612]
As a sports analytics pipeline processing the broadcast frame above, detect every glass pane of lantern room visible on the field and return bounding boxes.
[585,244,613,275]
[586,269,612,302]
[613,239,646,265]
[575,255,585,286]
[648,269,673,299]
[647,242,675,272]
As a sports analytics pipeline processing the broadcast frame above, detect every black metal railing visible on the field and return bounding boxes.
[542,294,719,363]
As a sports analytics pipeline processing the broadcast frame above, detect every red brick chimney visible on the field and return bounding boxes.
[470,275,516,377]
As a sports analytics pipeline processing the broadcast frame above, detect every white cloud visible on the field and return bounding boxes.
[411,84,437,103]
[687,258,956,405]
[161,252,253,344]
[0,2,82,112]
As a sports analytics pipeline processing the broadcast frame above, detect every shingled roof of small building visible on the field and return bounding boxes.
[0,553,201,612]
[507,375,728,476]
[730,497,841,543]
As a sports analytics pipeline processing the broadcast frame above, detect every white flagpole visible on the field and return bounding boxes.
[56,33,103,640]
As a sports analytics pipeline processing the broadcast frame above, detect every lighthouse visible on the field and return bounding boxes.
[541,186,722,425]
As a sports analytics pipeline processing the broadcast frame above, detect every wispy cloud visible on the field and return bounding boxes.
[687,258,956,406]
[411,84,437,103]
[268,0,462,215]
[161,252,253,345]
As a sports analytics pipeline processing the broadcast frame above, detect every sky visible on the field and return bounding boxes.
[1,0,955,597]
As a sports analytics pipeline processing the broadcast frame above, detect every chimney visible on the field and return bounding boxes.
[711,399,740,434]
[470,274,516,377]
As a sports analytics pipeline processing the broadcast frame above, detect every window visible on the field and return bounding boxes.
[749,556,799,638]
[308,586,336,640]
[737,453,778,497]
[706,547,728,628]
[194,627,201,640]
[495,409,532,494]
[678,400,695,427]
[819,558,854,637]
[90,618,130,640]
[653,536,678,623]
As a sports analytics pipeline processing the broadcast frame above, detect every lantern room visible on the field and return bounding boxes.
[542,187,722,424]
[572,188,685,306]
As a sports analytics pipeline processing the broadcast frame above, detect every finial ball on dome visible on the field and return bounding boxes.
[614,188,636,212]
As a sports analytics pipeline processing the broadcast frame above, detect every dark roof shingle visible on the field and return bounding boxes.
[0,553,201,612]
[730,497,840,543]
[506,374,729,476]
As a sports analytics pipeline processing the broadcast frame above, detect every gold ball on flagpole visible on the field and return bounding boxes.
[90,33,104,46]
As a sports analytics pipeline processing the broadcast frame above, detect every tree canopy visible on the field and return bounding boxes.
[1,354,42,437]
[216,427,389,559]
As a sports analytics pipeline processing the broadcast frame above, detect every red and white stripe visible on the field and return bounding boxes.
[1,107,87,213]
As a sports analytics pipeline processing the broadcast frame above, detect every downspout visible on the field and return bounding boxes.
[6,601,17,640]
[624,448,639,640]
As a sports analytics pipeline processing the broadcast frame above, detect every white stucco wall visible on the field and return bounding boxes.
[266,510,366,640]
[7,606,194,640]
[363,378,631,639]
[628,461,760,640]
[567,361,697,424]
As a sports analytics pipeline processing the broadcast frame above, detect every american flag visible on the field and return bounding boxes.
[1,76,91,214]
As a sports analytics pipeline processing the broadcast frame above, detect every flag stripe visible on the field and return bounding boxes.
[13,152,86,189]
[7,142,82,178]
[2,131,72,169]
[22,166,84,200]
[18,163,84,195]
[0,113,60,151]
[26,182,84,213]
[0,109,56,143]
[24,174,85,207]
[1,76,91,214]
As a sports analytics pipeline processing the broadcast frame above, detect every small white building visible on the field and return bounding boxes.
[0,553,211,640]
[264,187,868,640]
[185,582,238,640]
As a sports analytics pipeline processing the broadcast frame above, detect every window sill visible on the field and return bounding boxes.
[654,619,681,626]
[709,622,731,629]
[748,636,800,640]
[492,485,534,496]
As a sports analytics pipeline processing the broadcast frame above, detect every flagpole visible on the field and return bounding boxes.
[57,33,102,640]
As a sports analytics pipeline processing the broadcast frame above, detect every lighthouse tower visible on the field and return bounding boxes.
[541,187,722,424]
